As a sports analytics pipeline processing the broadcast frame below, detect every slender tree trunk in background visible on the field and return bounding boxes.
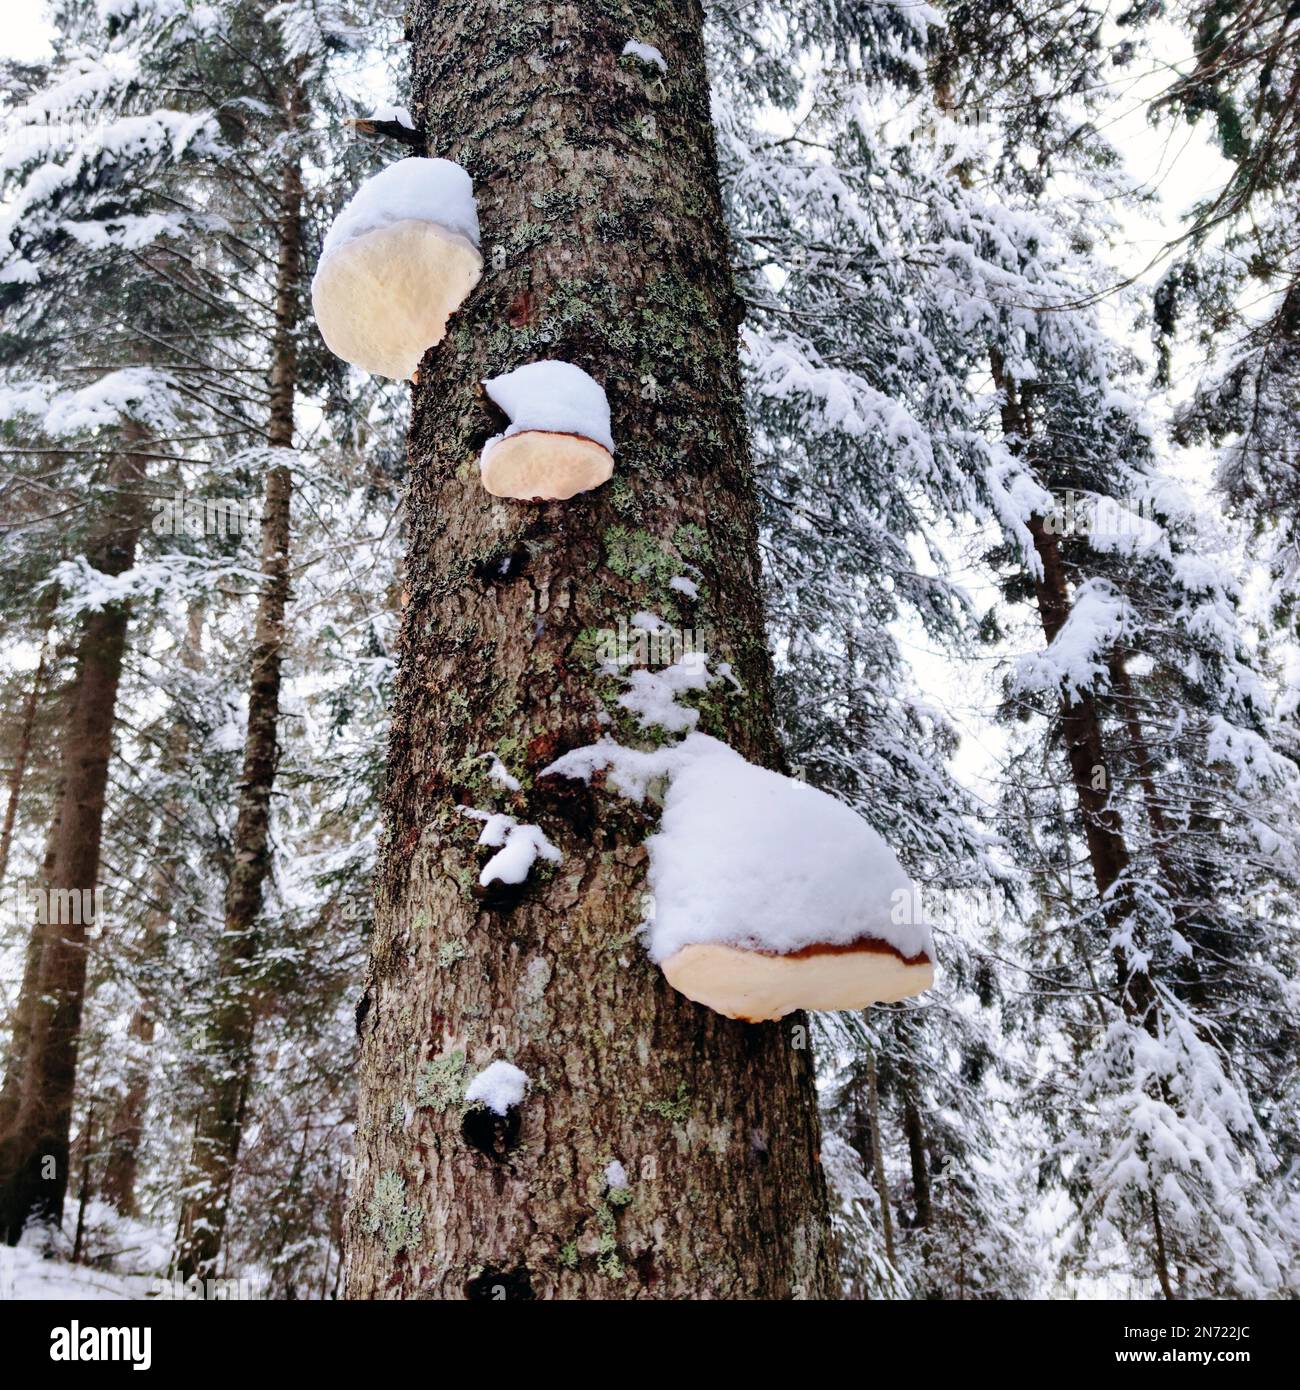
[990,354,1155,1022]
[0,808,61,1142]
[71,1096,95,1262]
[901,1076,932,1231]
[0,616,52,886]
[98,1002,153,1217]
[865,1049,895,1267]
[993,361,1176,1296]
[0,441,147,1242]
[1151,1186,1175,1300]
[175,130,302,1282]
[346,0,836,1299]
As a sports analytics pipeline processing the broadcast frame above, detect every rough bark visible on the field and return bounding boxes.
[174,129,302,1280]
[98,1002,154,1218]
[991,353,1156,1024]
[901,1075,932,1231]
[0,441,147,1242]
[0,807,61,1143]
[346,0,836,1299]
[993,359,1175,1296]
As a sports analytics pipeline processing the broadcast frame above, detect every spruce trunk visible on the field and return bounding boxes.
[0,617,50,886]
[345,0,836,1301]
[175,137,302,1281]
[0,442,146,1241]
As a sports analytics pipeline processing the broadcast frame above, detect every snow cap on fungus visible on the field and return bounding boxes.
[543,732,936,1022]
[312,157,482,381]
[479,360,615,501]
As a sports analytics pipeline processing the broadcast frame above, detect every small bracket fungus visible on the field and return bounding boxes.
[311,157,481,380]
[544,733,935,1022]
[479,360,615,501]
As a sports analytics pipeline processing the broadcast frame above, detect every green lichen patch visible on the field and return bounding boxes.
[415,1049,467,1113]
[365,1170,421,1259]
[644,1081,691,1125]
[436,938,468,969]
[595,1201,625,1279]
[603,525,683,592]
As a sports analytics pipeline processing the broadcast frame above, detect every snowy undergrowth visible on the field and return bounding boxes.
[0,1201,175,1301]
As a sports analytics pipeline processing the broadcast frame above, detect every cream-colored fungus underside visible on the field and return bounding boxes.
[660,940,935,1022]
[312,219,482,380]
[480,430,614,501]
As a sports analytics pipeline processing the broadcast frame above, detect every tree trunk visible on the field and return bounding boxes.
[990,353,1154,1020]
[174,129,302,1281]
[865,1049,895,1266]
[0,808,61,1142]
[98,1001,154,1218]
[994,358,1178,1294]
[0,441,147,1242]
[901,1076,932,1231]
[346,0,836,1300]
[0,614,51,886]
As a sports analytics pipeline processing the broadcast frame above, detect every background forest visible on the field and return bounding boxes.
[0,0,1297,1300]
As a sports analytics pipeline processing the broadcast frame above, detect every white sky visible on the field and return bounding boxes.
[6,1,52,61]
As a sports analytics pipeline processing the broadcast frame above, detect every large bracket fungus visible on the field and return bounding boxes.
[649,740,935,1020]
[544,733,935,1022]
[479,360,615,501]
[311,157,482,381]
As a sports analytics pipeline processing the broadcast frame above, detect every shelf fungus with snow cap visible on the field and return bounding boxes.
[544,732,935,1022]
[479,360,614,500]
[649,740,935,1020]
[311,157,481,381]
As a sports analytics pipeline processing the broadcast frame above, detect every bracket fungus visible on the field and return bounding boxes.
[311,157,481,381]
[649,739,934,1020]
[544,733,935,1022]
[479,360,614,500]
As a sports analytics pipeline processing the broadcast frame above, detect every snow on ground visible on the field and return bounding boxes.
[0,1202,174,1301]
[0,1243,154,1301]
